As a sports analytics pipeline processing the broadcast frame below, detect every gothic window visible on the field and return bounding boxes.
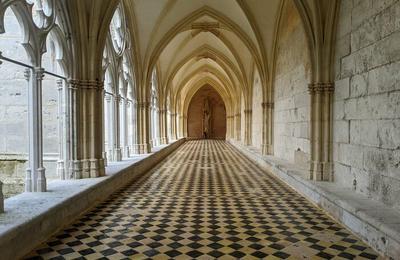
[0,0,71,196]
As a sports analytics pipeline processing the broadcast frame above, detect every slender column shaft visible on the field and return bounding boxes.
[262,102,274,155]
[67,80,81,179]
[244,109,252,145]
[134,101,151,154]
[235,113,241,141]
[106,95,113,161]
[113,95,122,161]
[129,100,137,153]
[121,98,129,158]
[170,113,177,140]
[25,68,46,192]
[309,83,334,181]
[56,80,65,179]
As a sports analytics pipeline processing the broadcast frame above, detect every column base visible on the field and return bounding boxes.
[133,143,151,154]
[123,146,130,158]
[114,148,122,161]
[36,167,46,192]
[310,161,333,181]
[57,160,66,180]
[103,152,108,167]
[25,168,32,192]
[160,137,168,145]
[69,160,82,179]
[0,181,4,213]
[262,144,273,155]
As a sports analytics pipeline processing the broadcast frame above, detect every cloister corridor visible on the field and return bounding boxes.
[26,141,380,259]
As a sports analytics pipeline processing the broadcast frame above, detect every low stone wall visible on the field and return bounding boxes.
[0,139,185,260]
[0,154,58,198]
[229,140,400,259]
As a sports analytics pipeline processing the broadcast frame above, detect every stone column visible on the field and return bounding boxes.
[262,102,274,155]
[129,100,137,153]
[56,80,66,179]
[105,95,113,161]
[113,95,122,161]
[25,68,46,192]
[0,181,3,213]
[67,80,81,179]
[121,97,129,158]
[72,79,105,178]
[181,115,188,137]
[102,93,108,167]
[309,82,334,181]
[235,113,241,141]
[159,109,168,145]
[170,113,177,140]
[134,101,151,154]
[244,109,252,145]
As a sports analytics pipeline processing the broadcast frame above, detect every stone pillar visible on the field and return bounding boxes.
[182,115,188,137]
[134,101,151,154]
[56,80,66,179]
[25,68,46,192]
[244,109,252,145]
[225,115,231,140]
[309,82,334,181]
[170,113,177,140]
[102,93,108,167]
[121,97,129,158]
[262,102,274,155]
[105,95,113,161]
[0,181,3,213]
[68,79,105,178]
[159,109,169,144]
[235,113,241,141]
[113,95,122,161]
[66,80,81,179]
[129,100,137,153]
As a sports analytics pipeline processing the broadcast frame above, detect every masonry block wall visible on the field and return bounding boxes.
[333,0,400,210]
[273,0,311,165]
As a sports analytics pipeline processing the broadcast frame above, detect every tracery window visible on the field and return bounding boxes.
[102,3,136,163]
[0,0,72,197]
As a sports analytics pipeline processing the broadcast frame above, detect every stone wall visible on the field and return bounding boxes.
[273,0,311,164]
[333,0,400,210]
[187,85,226,139]
[251,68,263,150]
[0,8,60,198]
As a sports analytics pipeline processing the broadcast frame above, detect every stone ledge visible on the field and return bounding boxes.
[228,140,400,259]
[0,138,185,260]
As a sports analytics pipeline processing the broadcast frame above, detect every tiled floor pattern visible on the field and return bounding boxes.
[26,140,381,259]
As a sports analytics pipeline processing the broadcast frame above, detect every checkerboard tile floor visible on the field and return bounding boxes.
[25,140,382,259]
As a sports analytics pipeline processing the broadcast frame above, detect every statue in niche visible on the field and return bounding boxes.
[203,98,211,139]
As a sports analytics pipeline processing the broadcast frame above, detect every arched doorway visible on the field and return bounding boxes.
[187,85,226,139]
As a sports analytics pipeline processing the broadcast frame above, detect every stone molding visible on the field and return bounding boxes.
[68,79,104,91]
[308,82,334,93]
[262,102,274,109]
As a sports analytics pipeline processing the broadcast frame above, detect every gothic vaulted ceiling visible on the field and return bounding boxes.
[122,0,284,114]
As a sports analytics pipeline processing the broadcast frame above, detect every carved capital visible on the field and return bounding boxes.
[68,79,104,91]
[244,109,252,114]
[262,102,274,109]
[24,68,31,81]
[308,82,334,94]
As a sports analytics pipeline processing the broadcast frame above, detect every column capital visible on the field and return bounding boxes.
[137,101,150,108]
[244,109,252,114]
[24,68,31,81]
[262,102,274,109]
[308,82,334,93]
[56,79,63,90]
[68,79,104,91]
